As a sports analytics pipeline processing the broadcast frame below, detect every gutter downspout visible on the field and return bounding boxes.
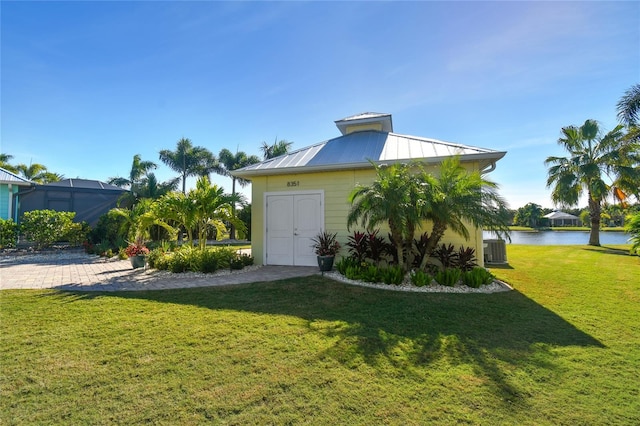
[481,161,497,174]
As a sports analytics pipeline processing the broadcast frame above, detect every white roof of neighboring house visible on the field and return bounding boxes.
[233,113,506,178]
[0,167,33,185]
[544,211,579,220]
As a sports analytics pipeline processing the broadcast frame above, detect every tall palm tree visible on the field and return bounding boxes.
[260,139,293,160]
[218,149,260,239]
[159,138,220,194]
[617,83,640,127]
[545,119,640,246]
[0,154,18,174]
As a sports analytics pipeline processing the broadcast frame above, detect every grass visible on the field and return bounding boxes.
[1,245,639,425]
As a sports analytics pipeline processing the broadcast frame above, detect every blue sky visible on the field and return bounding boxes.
[2,1,638,209]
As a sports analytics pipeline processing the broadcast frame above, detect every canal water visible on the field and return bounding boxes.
[483,230,630,245]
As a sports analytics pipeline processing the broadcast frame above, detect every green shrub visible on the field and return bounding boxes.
[94,241,112,257]
[20,210,77,249]
[64,221,90,246]
[240,253,254,267]
[462,267,495,288]
[212,246,238,269]
[380,265,404,285]
[200,249,219,273]
[169,249,191,273]
[0,218,18,249]
[410,269,432,287]
[230,258,245,270]
[89,212,125,247]
[336,257,359,275]
[118,248,129,260]
[361,264,381,283]
[434,268,462,287]
[146,248,164,268]
[146,246,249,274]
[344,265,363,280]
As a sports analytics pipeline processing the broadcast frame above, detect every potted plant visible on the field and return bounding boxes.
[124,238,150,269]
[311,231,341,272]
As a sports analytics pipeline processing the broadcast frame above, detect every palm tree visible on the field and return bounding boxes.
[218,149,260,239]
[38,172,64,183]
[545,119,640,246]
[188,176,244,249]
[416,157,511,269]
[109,198,177,243]
[159,138,220,194]
[108,154,157,190]
[625,211,640,255]
[16,163,50,183]
[260,139,293,159]
[0,154,18,174]
[617,84,640,127]
[137,173,180,199]
[155,191,198,246]
[348,158,510,271]
[348,162,419,270]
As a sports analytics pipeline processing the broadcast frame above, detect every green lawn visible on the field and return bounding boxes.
[1,246,639,425]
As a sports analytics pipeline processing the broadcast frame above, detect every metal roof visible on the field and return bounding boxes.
[544,211,579,220]
[42,179,125,191]
[233,130,506,178]
[0,167,33,185]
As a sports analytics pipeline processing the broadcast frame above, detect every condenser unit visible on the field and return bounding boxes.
[484,239,507,264]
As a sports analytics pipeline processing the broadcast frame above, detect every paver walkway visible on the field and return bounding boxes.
[0,251,319,292]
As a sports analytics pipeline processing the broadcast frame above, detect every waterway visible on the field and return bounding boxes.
[483,230,630,245]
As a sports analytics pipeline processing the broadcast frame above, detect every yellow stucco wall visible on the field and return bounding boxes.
[250,161,486,267]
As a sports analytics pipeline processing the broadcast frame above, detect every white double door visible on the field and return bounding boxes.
[265,192,323,266]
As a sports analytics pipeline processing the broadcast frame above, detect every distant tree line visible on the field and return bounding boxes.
[510,202,638,229]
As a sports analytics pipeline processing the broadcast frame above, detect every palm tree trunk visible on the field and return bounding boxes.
[419,221,447,270]
[588,194,601,246]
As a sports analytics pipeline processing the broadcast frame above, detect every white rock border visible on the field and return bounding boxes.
[322,270,512,293]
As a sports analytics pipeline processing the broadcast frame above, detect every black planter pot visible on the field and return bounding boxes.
[317,255,335,272]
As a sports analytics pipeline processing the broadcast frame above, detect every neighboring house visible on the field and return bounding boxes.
[18,179,127,227]
[0,167,34,221]
[232,112,507,267]
[544,210,580,227]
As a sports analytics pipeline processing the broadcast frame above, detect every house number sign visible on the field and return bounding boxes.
[287,181,300,187]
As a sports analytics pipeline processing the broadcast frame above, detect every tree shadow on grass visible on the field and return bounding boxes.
[581,246,633,257]
[48,276,604,407]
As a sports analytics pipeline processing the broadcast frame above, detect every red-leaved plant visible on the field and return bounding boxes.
[124,242,149,257]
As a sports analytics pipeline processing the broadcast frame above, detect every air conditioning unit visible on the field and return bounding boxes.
[483,239,507,264]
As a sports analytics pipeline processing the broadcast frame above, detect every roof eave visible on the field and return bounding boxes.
[232,151,507,179]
